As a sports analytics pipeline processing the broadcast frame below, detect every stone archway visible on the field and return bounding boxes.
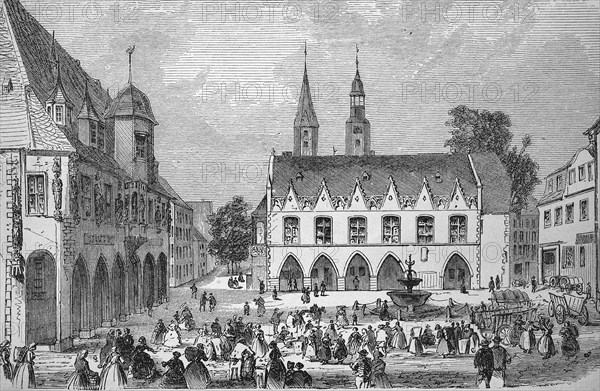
[377,254,405,290]
[113,255,126,321]
[279,255,303,291]
[72,256,90,337]
[157,253,168,303]
[443,254,471,290]
[92,257,111,329]
[26,250,57,345]
[310,255,338,291]
[143,254,155,306]
[345,253,371,290]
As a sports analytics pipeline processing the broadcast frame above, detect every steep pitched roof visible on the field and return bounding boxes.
[252,195,267,217]
[157,175,191,209]
[293,65,319,128]
[192,226,207,243]
[270,152,511,214]
[0,0,72,151]
[2,0,110,127]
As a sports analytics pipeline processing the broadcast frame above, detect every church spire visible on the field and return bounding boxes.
[345,44,370,156]
[293,43,319,156]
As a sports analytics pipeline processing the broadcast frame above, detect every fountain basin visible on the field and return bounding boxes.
[387,290,432,309]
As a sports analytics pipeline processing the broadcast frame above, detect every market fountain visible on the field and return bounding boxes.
[387,255,432,311]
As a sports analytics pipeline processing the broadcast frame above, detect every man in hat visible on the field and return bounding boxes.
[208,293,217,312]
[488,277,495,293]
[200,291,208,312]
[190,282,198,299]
[474,339,494,388]
[350,350,372,389]
[491,335,511,387]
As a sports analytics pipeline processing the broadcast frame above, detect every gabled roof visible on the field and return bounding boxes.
[293,65,319,128]
[270,152,512,214]
[77,82,101,122]
[1,0,109,151]
[3,0,110,125]
[252,195,267,218]
[584,117,599,136]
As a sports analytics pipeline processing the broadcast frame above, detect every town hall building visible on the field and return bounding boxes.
[253,49,514,292]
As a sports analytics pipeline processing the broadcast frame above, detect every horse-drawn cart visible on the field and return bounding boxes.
[548,291,589,326]
[473,289,539,342]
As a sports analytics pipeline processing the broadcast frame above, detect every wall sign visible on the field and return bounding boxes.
[83,233,115,245]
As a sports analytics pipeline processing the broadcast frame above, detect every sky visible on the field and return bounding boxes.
[23,0,600,209]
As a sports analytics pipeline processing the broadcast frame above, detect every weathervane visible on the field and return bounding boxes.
[126,44,136,83]
[356,43,359,70]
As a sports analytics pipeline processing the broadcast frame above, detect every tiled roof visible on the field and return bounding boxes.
[106,83,158,124]
[3,0,110,132]
[252,195,267,217]
[271,152,511,214]
[0,1,72,151]
[157,175,191,209]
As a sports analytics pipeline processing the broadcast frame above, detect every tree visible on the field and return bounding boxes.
[207,196,253,275]
[444,105,540,214]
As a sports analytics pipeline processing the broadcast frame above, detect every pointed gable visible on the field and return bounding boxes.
[447,178,469,210]
[314,179,334,211]
[77,82,101,122]
[414,178,434,210]
[282,180,301,211]
[348,178,368,211]
[294,65,319,128]
[381,176,401,210]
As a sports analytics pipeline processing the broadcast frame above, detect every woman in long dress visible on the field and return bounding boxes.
[251,329,269,358]
[152,320,167,345]
[303,330,318,360]
[358,329,373,358]
[559,322,580,358]
[332,336,348,364]
[519,321,537,354]
[0,340,13,388]
[160,351,187,389]
[13,343,36,389]
[408,328,424,356]
[317,336,332,364]
[130,337,157,380]
[67,350,99,390]
[99,330,115,368]
[163,323,182,348]
[183,346,211,389]
[370,350,392,388]
[390,324,407,349]
[98,347,127,390]
[347,328,362,356]
[266,342,286,389]
[435,325,449,358]
[537,324,557,359]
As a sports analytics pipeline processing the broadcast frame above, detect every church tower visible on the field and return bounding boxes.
[345,45,371,156]
[293,44,319,156]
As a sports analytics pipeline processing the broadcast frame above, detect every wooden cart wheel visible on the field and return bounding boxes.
[496,324,511,345]
[576,284,584,295]
[565,284,573,294]
[577,306,589,326]
[548,301,555,317]
[549,276,557,287]
[555,304,566,324]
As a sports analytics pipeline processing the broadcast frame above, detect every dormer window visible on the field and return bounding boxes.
[135,135,147,159]
[46,105,52,116]
[97,124,105,151]
[55,105,63,123]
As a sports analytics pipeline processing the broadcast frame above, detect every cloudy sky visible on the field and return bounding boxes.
[25,0,600,208]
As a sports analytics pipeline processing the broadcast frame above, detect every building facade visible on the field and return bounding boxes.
[192,228,210,277]
[257,52,513,292]
[538,141,596,287]
[188,200,217,274]
[583,118,599,293]
[0,0,177,351]
[509,196,539,285]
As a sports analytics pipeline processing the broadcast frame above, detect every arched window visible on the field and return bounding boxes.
[355,139,361,148]
[449,215,467,243]
[283,217,300,244]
